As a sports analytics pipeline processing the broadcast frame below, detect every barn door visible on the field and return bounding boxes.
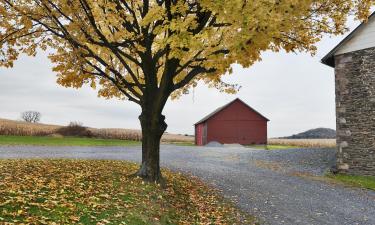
[203,122,208,145]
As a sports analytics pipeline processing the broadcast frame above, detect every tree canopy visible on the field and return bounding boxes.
[1,0,373,182]
[1,0,373,106]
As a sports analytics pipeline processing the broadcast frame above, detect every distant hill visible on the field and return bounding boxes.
[282,128,336,139]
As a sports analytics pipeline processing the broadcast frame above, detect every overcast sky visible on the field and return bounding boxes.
[0,21,359,138]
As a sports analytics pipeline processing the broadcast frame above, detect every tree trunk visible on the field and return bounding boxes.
[135,111,167,183]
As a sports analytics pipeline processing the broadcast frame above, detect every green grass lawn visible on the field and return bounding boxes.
[0,135,140,146]
[0,160,255,224]
[166,141,195,146]
[0,135,195,147]
[326,173,375,191]
[248,145,301,150]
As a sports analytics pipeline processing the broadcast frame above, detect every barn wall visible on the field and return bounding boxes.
[336,16,375,55]
[195,123,204,146]
[206,100,267,145]
[334,47,375,176]
[195,125,198,145]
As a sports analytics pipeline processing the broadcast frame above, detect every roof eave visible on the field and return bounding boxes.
[236,98,270,121]
[194,98,270,125]
[195,116,270,126]
[321,55,335,67]
[321,11,375,68]
[194,120,206,125]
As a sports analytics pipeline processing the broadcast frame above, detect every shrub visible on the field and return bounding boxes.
[56,122,92,137]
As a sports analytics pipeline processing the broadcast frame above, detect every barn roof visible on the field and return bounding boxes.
[321,12,375,67]
[194,98,269,125]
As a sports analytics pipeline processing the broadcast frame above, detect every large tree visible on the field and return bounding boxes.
[0,0,373,182]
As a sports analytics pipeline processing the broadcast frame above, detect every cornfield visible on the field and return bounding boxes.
[268,138,336,148]
[0,118,194,143]
[1,118,336,147]
[0,118,59,136]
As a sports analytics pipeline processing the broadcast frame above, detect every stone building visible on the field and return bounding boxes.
[322,13,375,176]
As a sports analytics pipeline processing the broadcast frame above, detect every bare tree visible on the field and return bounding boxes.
[21,111,41,123]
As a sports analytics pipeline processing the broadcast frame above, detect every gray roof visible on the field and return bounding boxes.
[194,98,269,125]
[321,12,375,67]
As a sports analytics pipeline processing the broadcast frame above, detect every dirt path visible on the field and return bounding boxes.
[0,145,374,225]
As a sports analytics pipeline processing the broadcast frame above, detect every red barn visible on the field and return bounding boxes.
[195,98,269,146]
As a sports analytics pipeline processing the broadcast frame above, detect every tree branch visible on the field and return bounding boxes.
[173,66,216,90]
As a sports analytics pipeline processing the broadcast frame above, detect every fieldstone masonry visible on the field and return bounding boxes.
[334,47,375,176]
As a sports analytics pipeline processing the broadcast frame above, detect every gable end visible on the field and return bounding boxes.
[322,12,375,67]
[195,98,269,125]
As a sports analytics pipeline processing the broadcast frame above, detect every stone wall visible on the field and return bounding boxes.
[334,47,375,176]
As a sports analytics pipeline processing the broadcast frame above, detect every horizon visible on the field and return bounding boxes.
[0,20,359,138]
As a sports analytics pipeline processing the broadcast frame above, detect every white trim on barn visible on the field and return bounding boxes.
[321,12,375,67]
[336,16,375,55]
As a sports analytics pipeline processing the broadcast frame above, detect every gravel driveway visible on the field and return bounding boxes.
[0,145,374,225]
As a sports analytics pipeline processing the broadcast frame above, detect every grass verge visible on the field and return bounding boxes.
[326,173,375,191]
[0,135,195,147]
[0,159,256,224]
[0,135,140,146]
[248,145,301,150]
[165,141,195,146]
